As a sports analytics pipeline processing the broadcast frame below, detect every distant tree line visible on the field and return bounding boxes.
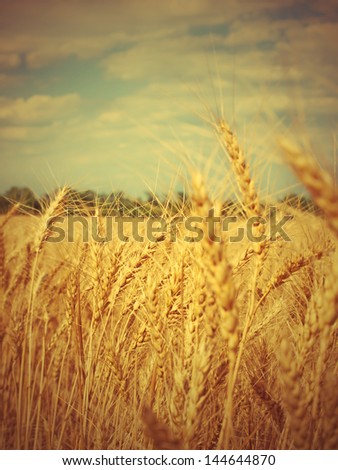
[0,186,319,217]
[0,186,190,217]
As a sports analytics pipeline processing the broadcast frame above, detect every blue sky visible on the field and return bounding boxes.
[0,0,337,200]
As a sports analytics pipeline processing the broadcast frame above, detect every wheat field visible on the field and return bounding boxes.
[0,121,337,450]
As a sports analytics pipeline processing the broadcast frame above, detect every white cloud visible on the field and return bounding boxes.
[98,111,123,124]
[0,124,57,141]
[0,0,336,196]
[0,94,81,125]
[24,32,133,68]
[0,0,305,69]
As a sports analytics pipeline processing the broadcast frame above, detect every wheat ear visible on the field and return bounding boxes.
[279,138,338,238]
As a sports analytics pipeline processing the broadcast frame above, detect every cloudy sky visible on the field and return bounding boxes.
[0,0,337,199]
